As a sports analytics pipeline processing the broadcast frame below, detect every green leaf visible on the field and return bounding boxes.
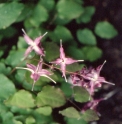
[35,106,52,116]
[25,116,36,124]
[95,21,118,39]
[1,112,14,124]
[43,42,59,61]
[59,107,81,119]
[0,2,24,29]
[14,120,23,124]
[30,4,48,27]
[49,25,73,42]
[39,0,55,11]
[57,0,84,20]
[36,85,66,108]
[77,28,96,45]
[76,6,95,23]
[66,46,84,60]
[61,82,72,97]
[82,109,99,121]
[81,46,102,62]
[0,74,16,100]
[0,62,11,75]
[0,26,17,39]
[16,5,32,22]
[17,36,28,49]
[5,90,35,108]
[65,117,88,124]
[66,63,84,73]
[5,50,26,67]
[73,86,90,103]
[54,15,71,25]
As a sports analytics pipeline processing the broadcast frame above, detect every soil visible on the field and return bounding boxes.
[84,0,122,124]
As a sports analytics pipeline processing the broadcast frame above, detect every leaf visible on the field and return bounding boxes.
[49,25,73,42]
[36,85,66,108]
[56,0,84,20]
[0,2,24,29]
[77,28,96,45]
[54,15,71,25]
[82,109,99,121]
[81,46,102,62]
[0,74,16,100]
[73,86,90,103]
[5,50,26,67]
[76,6,95,23]
[5,90,35,108]
[60,81,72,97]
[66,46,84,60]
[66,63,84,73]
[25,116,36,124]
[17,36,28,49]
[35,106,52,116]
[43,42,60,61]
[39,0,55,11]
[59,107,81,119]
[0,62,11,75]
[95,21,118,39]
[65,117,88,124]
[30,4,48,27]
[0,26,17,39]
[1,112,14,124]
[16,5,32,22]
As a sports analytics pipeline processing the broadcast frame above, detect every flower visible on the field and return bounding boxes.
[22,29,47,60]
[16,60,56,91]
[70,61,115,95]
[50,40,84,82]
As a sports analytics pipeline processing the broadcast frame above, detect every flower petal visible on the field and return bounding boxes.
[22,29,34,45]
[24,46,33,57]
[27,64,36,71]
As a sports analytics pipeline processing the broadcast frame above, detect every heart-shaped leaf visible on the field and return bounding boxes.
[77,28,96,45]
[73,86,90,103]
[5,90,35,108]
[82,109,99,121]
[36,85,66,108]
[95,21,118,39]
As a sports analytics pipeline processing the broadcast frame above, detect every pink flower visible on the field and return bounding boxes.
[51,40,83,82]
[22,29,47,59]
[70,61,115,95]
[16,61,56,91]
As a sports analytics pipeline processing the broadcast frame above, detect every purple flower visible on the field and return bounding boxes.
[22,29,47,59]
[51,40,84,82]
[70,61,115,95]
[16,61,56,91]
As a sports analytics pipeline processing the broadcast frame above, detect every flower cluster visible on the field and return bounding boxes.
[16,29,115,113]
[16,29,83,90]
[70,61,115,112]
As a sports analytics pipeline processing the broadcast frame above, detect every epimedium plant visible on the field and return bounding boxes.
[0,0,118,124]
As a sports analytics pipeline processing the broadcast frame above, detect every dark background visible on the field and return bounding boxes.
[85,0,122,124]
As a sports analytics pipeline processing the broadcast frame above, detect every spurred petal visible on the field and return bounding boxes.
[22,29,34,45]
[16,67,34,73]
[65,58,79,64]
[24,46,33,57]
[41,74,56,84]
[61,63,67,82]
[34,32,48,45]
[60,40,65,59]
[27,64,36,71]
[50,58,62,65]
[38,69,51,75]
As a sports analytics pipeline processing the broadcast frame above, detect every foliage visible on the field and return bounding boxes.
[0,0,117,124]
